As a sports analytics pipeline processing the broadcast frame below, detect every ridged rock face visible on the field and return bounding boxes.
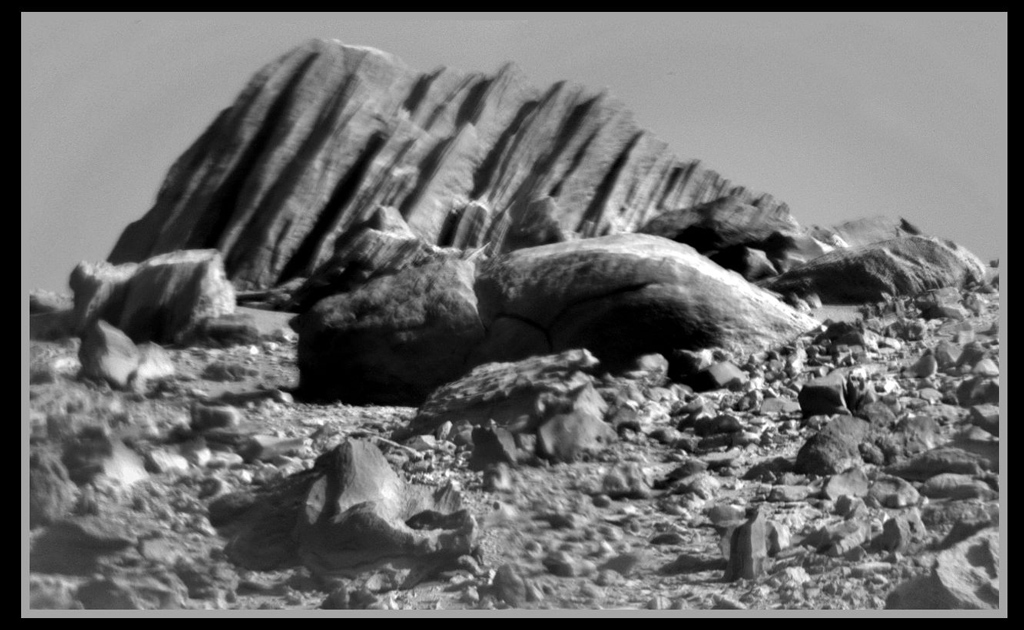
[763,236,988,305]
[107,39,783,291]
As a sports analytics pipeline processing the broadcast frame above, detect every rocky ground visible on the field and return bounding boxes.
[26,286,1001,613]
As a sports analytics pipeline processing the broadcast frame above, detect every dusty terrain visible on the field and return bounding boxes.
[26,287,1002,613]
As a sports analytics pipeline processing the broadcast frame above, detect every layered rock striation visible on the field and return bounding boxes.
[108,39,785,291]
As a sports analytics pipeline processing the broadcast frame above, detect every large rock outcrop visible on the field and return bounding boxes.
[762,236,987,305]
[107,39,785,291]
[296,233,818,405]
[472,234,820,369]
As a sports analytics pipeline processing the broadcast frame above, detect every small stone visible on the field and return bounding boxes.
[190,403,242,431]
[145,449,190,474]
[483,463,513,493]
[238,435,304,463]
[491,564,527,607]
[599,550,646,577]
[823,467,870,501]
[875,511,926,553]
[692,361,748,392]
[868,475,920,508]
[542,551,578,577]
[723,508,768,581]
[768,485,810,502]
[920,474,996,501]
[601,462,651,499]
[909,350,938,379]
[766,521,791,556]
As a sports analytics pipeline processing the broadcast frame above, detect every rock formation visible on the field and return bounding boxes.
[107,39,784,291]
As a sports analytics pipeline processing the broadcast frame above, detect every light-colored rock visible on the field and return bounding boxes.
[78,320,140,389]
[474,234,819,368]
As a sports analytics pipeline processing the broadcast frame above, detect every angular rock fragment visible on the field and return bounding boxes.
[795,415,870,476]
[798,371,850,417]
[220,440,474,585]
[78,320,140,390]
[886,529,999,609]
[723,508,768,581]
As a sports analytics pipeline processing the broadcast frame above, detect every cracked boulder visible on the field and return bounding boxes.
[294,258,486,405]
[473,233,819,370]
[217,440,474,585]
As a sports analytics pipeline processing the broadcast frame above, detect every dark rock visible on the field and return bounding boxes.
[857,401,897,429]
[190,403,243,431]
[491,564,528,607]
[968,403,999,437]
[691,361,749,392]
[798,371,850,417]
[795,415,870,476]
[875,510,927,554]
[467,424,520,472]
[186,313,261,348]
[295,259,485,405]
[30,309,76,341]
[239,435,306,463]
[723,508,768,581]
[956,377,999,407]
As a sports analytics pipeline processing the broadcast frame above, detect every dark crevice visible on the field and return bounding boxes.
[277,131,387,283]
[469,99,539,199]
[398,136,453,219]
[549,127,600,199]
[455,77,493,127]
[657,165,685,209]
[436,206,464,248]
[575,131,643,232]
[402,70,440,116]
[491,312,553,351]
[187,51,322,254]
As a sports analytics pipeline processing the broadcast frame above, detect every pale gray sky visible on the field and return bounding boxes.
[22,13,1007,292]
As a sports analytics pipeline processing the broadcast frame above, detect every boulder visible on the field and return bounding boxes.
[220,440,474,584]
[473,234,818,369]
[886,528,999,609]
[70,250,235,344]
[763,236,987,305]
[117,249,236,344]
[795,416,870,476]
[295,258,485,405]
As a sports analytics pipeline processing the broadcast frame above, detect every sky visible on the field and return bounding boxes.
[22,12,1007,293]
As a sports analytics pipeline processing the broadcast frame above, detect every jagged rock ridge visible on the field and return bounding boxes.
[108,38,785,291]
